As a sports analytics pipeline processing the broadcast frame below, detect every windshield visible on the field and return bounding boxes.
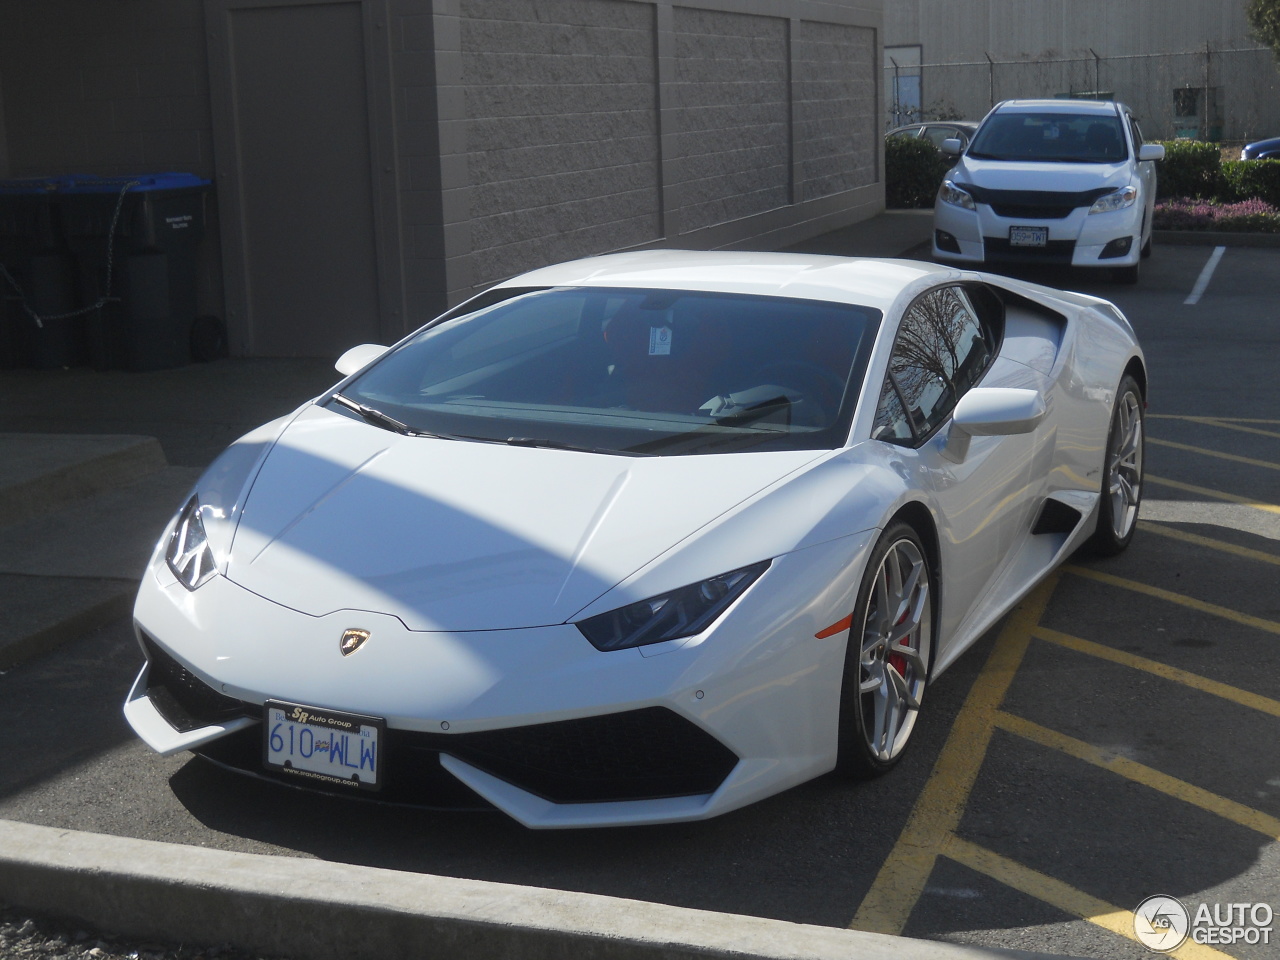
[967,112,1128,163]
[334,286,880,456]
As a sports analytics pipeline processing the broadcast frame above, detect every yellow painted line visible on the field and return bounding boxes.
[1032,625,1280,720]
[849,576,1058,935]
[994,711,1280,840]
[1150,415,1280,425]
[1145,474,1280,515]
[1184,417,1280,441]
[943,836,1234,960]
[1064,565,1280,637]
[1138,520,1280,567]
[1149,437,1280,472]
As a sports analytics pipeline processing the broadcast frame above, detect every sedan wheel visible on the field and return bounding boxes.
[838,522,933,775]
[1088,375,1144,555]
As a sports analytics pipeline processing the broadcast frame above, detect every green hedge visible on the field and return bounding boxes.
[885,136,951,209]
[1154,139,1223,199]
[1220,159,1280,207]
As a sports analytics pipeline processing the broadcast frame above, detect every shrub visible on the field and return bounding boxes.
[1220,158,1280,207]
[1154,139,1224,199]
[885,136,951,209]
[1153,197,1280,232]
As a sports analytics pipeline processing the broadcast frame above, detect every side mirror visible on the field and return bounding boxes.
[940,138,962,156]
[335,343,389,377]
[1138,144,1165,162]
[942,387,1047,463]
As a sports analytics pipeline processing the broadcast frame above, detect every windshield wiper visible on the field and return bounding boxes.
[503,436,648,457]
[331,392,418,434]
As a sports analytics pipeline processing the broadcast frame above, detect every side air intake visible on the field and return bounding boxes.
[1032,497,1084,535]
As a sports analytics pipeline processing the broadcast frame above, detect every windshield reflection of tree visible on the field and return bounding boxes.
[891,287,988,432]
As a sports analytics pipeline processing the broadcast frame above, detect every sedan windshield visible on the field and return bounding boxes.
[967,112,1128,163]
[334,287,880,456]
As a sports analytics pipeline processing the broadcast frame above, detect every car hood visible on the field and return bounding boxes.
[955,157,1132,192]
[225,405,822,631]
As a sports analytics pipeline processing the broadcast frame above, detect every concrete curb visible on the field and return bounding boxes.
[0,820,1082,960]
[1153,229,1280,247]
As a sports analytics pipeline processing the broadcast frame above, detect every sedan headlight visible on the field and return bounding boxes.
[1089,186,1138,214]
[938,180,976,211]
[166,495,217,590]
[577,560,771,651]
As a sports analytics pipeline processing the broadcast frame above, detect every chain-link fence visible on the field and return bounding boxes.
[885,46,1280,146]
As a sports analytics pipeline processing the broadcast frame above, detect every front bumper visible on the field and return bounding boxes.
[932,198,1142,268]
[126,530,874,827]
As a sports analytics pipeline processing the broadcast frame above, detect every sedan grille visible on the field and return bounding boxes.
[965,185,1115,220]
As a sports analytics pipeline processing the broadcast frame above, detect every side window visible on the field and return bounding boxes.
[872,285,997,445]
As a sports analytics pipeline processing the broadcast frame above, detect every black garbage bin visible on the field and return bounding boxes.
[60,173,211,371]
[0,177,81,369]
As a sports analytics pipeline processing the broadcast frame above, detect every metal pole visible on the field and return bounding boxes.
[890,56,901,127]
[1202,42,1211,140]
[1089,47,1101,98]
[986,53,995,108]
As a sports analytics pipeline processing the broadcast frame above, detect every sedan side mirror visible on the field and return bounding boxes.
[942,387,1047,463]
[1138,144,1165,162]
[940,138,962,156]
[335,343,389,377]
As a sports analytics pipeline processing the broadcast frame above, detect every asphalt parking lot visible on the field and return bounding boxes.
[1,239,1277,959]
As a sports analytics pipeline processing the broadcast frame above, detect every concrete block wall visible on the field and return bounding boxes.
[1,0,884,353]
[444,0,884,302]
[459,0,662,291]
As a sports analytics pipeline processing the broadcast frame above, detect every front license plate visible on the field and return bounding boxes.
[1009,226,1049,247]
[264,701,383,791]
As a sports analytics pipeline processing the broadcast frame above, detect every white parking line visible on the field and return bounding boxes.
[1184,245,1226,305]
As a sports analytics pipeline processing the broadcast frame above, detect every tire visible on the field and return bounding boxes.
[1088,375,1144,556]
[837,522,934,777]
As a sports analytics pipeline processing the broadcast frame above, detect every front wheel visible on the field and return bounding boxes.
[837,522,934,776]
[1088,375,1144,556]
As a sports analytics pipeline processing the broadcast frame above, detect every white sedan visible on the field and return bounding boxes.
[932,99,1165,284]
[124,250,1145,828]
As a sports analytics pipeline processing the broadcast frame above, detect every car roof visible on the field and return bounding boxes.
[994,99,1122,115]
[494,250,952,313]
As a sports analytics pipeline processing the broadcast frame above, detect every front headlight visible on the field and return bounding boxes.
[577,560,771,651]
[166,495,217,590]
[938,180,977,211]
[1089,185,1138,214]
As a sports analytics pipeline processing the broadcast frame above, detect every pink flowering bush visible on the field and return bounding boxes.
[1153,197,1280,233]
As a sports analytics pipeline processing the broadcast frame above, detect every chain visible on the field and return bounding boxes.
[0,178,141,329]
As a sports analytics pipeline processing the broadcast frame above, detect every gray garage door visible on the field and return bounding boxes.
[208,0,398,357]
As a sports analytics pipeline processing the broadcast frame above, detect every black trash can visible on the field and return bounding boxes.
[0,177,81,369]
[60,173,211,371]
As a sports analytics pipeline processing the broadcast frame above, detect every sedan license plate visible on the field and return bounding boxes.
[1009,226,1049,247]
[264,701,383,791]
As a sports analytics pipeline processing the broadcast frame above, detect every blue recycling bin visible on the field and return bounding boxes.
[0,177,80,369]
[59,173,212,371]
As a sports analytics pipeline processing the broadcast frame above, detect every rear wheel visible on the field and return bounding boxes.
[1088,375,1144,556]
[837,522,934,776]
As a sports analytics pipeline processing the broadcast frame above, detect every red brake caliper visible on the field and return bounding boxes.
[888,606,910,678]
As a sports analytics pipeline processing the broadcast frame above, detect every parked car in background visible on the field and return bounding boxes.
[1241,136,1280,159]
[888,121,980,153]
[931,99,1164,284]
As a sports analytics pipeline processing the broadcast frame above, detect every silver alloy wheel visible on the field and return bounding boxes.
[858,538,932,762]
[1107,390,1144,540]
